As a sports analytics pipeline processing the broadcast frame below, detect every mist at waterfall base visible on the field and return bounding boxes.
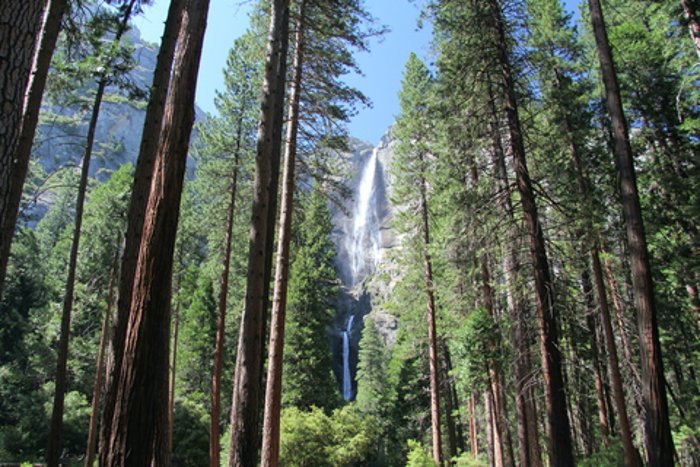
[332,146,385,401]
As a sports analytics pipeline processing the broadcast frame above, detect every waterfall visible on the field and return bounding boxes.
[342,314,356,400]
[345,148,381,287]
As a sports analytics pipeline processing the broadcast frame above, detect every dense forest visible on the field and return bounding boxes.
[0,0,698,466]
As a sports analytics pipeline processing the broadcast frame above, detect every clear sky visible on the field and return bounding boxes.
[135,0,580,146]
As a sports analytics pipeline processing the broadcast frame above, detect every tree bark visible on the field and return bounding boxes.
[0,0,66,298]
[100,0,186,460]
[417,152,443,466]
[485,58,543,467]
[46,5,137,463]
[486,1,574,464]
[210,113,243,467]
[468,392,479,457]
[588,1,675,464]
[582,270,611,446]
[84,249,119,467]
[102,0,209,463]
[260,2,304,466]
[228,2,290,465]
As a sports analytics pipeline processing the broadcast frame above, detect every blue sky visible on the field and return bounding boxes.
[135,0,579,145]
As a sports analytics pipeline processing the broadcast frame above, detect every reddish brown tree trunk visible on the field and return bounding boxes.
[417,153,443,466]
[47,6,136,462]
[0,0,66,298]
[260,2,305,465]
[468,393,479,457]
[228,2,290,465]
[588,1,674,464]
[582,270,611,446]
[487,0,574,464]
[551,61,640,464]
[100,1,186,460]
[102,0,209,464]
[209,114,243,467]
[84,250,119,467]
[486,64,543,467]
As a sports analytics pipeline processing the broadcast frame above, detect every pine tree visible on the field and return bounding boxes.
[282,187,340,411]
[393,53,443,466]
[102,0,210,463]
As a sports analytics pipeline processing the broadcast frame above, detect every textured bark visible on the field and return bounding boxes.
[260,3,304,466]
[100,1,185,460]
[588,1,674,464]
[418,153,443,466]
[487,1,574,464]
[228,2,290,465]
[552,61,640,464]
[440,341,458,460]
[0,0,65,298]
[681,0,700,59]
[84,250,119,467]
[209,114,244,467]
[486,73,542,467]
[102,1,209,463]
[582,270,611,446]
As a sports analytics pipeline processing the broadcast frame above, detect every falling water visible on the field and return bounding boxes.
[346,148,381,286]
[338,146,384,401]
[342,314,356,400]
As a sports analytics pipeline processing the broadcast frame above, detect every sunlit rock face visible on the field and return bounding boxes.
[329,131,399,400]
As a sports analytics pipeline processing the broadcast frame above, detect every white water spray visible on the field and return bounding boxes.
[345,148,381,286]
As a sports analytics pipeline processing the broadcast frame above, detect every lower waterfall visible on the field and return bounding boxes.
[342,314,356,400]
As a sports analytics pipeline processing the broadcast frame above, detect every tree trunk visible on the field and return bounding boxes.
[582,270,611,446]
[552,61,639,464]
[260,2,304,465]
[102,0,209,463]
[0,0,66,298]
[485,59,543,467]
[487,0,574,464]
[46,80,105,467]
[228,1,290,465]
[418,154,443,466]
[468,393,479,457]
[100,0,186,460]
[588,1,674,464]
[168,287,180,459]
[681,0,700,59]
[440,341,458,460]
[210,114,243,467]
[46,5,137,462]
[84,249,119,467]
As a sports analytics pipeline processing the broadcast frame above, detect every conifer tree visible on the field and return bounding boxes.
[587,0,674,463]
[102,0,210,463]
[393,53,443,466]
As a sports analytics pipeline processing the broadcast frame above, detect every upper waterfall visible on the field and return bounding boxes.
[345,148,382,287]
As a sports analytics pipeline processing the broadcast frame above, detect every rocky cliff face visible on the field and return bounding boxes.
[328,131,400,399]
[33,28,159,177]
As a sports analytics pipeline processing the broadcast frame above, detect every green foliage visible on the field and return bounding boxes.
[450,308,499,389]
[577,440,625,467]
[405,439,437,467]
[171,399,209,467]
[452,451,488,466]
[355,315,389,417]
[283,187,341,411]
[279,405,377,467]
